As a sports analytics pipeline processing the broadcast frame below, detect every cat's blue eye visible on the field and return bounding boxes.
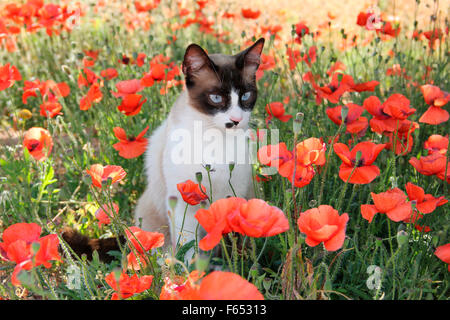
[241,91,252,101]
[209,94,223,104]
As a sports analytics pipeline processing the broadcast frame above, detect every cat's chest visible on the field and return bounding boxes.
[161,122,253,198]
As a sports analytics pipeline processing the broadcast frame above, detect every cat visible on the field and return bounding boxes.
[62,38,265,262]
[135,38,265,251]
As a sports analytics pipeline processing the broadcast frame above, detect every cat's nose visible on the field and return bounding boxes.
[230,115,243,124]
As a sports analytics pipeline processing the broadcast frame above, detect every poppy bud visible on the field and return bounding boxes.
[195,171,203,184]
[396,230,408,247]
[61,65,71,75]
[168,196,178,212]
[293,112,304,135]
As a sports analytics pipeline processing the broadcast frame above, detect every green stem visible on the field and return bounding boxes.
[220,238,233,272]
[176,203,189,248]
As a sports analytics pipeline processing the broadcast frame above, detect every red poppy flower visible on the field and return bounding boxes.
[257,142,292,169]
[241,8,260,19]
[227,199,289,238]
[111,79,143,98]
[295,137,326,167]
[376,21,401,37]
[222,12,235,19]
[363,96,397,134]
[160,271,264,300]
[134,0,160,12]
[405,182,447,214]
[409,153,447,177]
[77,68,99,88]
[105,271,153,300]
[160,270,205,300]
[314,72,354,104]
[415,225,431,233]
[327,61,346,77]
[350,80,379,93]
[117,94,147,116]
[33,234,61,268]
[196,271,264,300]
[299,46,317,68]
[134,53,146,67]
[382,93,416,120]
[100,68,118,80]
[418,85,449,125]
[195,197,247,251]
[261,24,283,38]
[297,205,349,251]
[177,179,208,206]
[23,127,53,161]
[145,63,166,82]
[326,104,368,134]
[125,226,164,270]
[22,79,69,104]
[295,21,310,39]
[333,141,386,184]
[141,55,179,86]
[125,226,165,254]
[0,223,61,286]
[256,53,276,80]
[265,102,292,124]
[386,64,410,79]
[79,83,103,111]
[0,63,21,91]
[255,173,271,182]
[385,120,419,155]
[258,142,317,188]
[86,164,127,188]
[22,80,42,104]
[0,223,41,252]
[356,11,371,27]
[83,49,99,60]
[423,28,443,50]
[277,161,316,188]
[361,188,412,223]
[286,48,302,70]
[49,81,70,99]
[436,166,450,184]
[39,100,62,118]
[434,243,450,272]
[113,126,149,159]
[424,134,448,155]
[82,57,95,67]
[95,203,119,227]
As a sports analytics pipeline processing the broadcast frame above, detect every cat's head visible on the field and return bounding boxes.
[182,38,265,130]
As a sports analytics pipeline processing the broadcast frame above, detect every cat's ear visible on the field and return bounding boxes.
[182,44,215,79]
[235,38,265,79]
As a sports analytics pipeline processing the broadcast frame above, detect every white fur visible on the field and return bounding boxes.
[134,90,254,261]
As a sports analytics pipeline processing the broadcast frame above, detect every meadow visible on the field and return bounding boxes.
[0,0,449,300]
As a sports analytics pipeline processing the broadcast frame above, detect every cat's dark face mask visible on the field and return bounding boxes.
[181,38,265,130]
